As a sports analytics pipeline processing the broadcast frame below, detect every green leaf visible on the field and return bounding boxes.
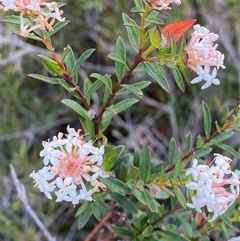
[79,117,94,141]
[173,159,182,181]
[45,20,70,38]
[174,212,193,237]
[107,98,139,115]
[103,76,113,103]
[122,13,140,51]
[108,53,128,68]
[220,213,233,228]
[61,45,71,62]
[103,146,124,171]
[134,0,143,9]
[111,226,133,237]
[65,47,75,74]
[116,81,151,95]
[172,67,185,92]
[168,138,177,165]
[61,99,89,119]
[202,101,212,137]
[179,63,191,83]
[37,54,62,75]
[76,201,91,216]
[142,225,154,237]
[184,132,191,153]
[145,17,164,25]
[85,79,103,97]
[130,6,145,13]
[90,73,112,93]
[115,37,126,80]
[170,35,177,58]
[143,62,170,93]
[142,190,159,213]
[72,49,95,75]
[119,84,143,98]
[139,147,151,183]
[173,187,186,208]
[158,230,191,241]
[77,206,92,229]
[196,135,205,148]
[91,202,101,221]
[110,192,138,214]
[210,131,234,143]
[195,147,212,158]
[100,177,131,194]
[149,26,162,48]
[58,81,81,99]
[211,142,240,159]
[126,166,139,181]
[156,47,170,58]
[27,74,61,84]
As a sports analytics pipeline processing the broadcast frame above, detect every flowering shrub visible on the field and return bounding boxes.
[1,0,240,240]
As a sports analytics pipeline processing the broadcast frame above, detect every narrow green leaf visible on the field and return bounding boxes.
[172,67,185,92]
[133,149,140,167]
[211,142,240,159]
[90,73,112,93]
[220,213,233,228]
[195,147,212,158]
[108,53,128,68]
[122,13,140,51]
[196,136,205,148]
[134,0,143,9]
[178,63,191,83]
[139,147,151,183]
[120,163,128,182]
[130,6,145,13]
[100,177,131,194]
[72,49,95,75]
[168,138,177,165]
[77,207,92,229]
[58,80,81,99]
[116,81,151,95]
[143,62,170,93]
[145,17,164,25]
[170,35,177,58]
[61,45,71,62]
[61,99,89,119]
[210,131,234,143]
[178,37,187,57]
[65,47,75,74]
[173,159,182,180]
[149,26,162,48]
[202,101,212,137]
[115,37,126,80]
[126,166,139,181]
[174,187,186,208]
[103,76,112,103]
[110,192,138,214]
[76,201,91,216]
[91,202,101,221]
[107,98,139,115]
[184,132,191,153]
[174,212,193,237]
[85,79,103,97]
[37,54,62,75]
[79,117,94,141]
[103,146,124,171]
[45,20,70,38]
[158,230,191,241]
[27,74,61,84]
[156,46,170,58]
[119,84,143,98]
[142,225,154,237]
[142,190,159,213]
[111,225,133,237]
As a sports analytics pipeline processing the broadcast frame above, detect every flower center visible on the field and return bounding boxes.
[58,152,84,178]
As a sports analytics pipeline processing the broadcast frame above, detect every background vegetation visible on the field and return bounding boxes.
[0,0,239,240]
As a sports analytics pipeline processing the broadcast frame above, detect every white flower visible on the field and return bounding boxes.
[201,68,220,89]
[40,142,61,165]
[191,65,211,84]
[55,177,76,202]
[1,0,16,10]
[186,159,209,181]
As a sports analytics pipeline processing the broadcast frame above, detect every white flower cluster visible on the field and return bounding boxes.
[184,24,226,89]
[30,126,108,206]
[186,154,240,222]
[1,0,65,36]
